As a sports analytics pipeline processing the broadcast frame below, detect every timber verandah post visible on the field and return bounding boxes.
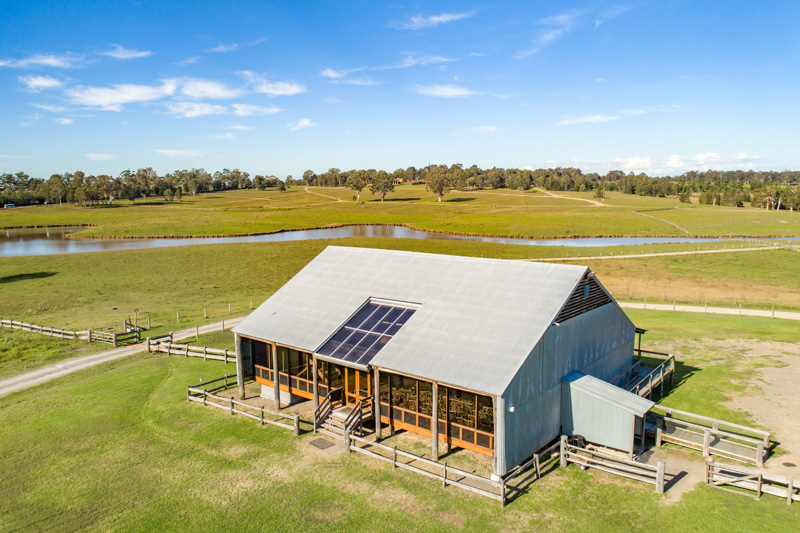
[374,367,382,440]
[431,382,439,460]
[272,341,280,409]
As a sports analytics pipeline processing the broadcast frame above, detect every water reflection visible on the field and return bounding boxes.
[0,226,795,257]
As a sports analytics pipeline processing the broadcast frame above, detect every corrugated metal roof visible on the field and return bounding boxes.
[233,246,589,396]
[562,371,654,416]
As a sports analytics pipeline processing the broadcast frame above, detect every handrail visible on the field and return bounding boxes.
[314,388,339,433]
[629,355,674,393]
[344,396,372,436]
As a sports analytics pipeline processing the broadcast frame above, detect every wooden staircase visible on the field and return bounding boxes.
[314,390,373,440]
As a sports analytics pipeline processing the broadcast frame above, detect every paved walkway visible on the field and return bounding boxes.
[532,245,781,262]
[0,316,245,398]
[618,302,800,321]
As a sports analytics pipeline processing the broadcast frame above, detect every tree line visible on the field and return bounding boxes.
[2,165,799,210]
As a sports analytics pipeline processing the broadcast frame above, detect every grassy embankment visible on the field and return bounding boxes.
[1,186,798,238]
[1,310,798,532]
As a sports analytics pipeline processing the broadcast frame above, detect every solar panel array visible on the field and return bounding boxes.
[316,303,415,367]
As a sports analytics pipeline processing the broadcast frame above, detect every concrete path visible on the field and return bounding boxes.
[531,245,782,262]
[0,316,245,398]
[618,302,800,321]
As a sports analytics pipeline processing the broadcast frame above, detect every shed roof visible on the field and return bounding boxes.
[562,371,654,416]
[234,246,591,396]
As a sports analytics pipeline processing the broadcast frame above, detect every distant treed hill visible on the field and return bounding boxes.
[1,165,799,210]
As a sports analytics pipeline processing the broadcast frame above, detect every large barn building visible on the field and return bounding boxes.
[233,246,652,476]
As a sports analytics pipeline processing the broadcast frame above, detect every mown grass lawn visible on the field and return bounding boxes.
[1,311,799,532]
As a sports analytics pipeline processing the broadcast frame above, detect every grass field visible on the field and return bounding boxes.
[0,328,106,380]
[1,186,798,238]
[1,240,797,335]
[1,311,798,532]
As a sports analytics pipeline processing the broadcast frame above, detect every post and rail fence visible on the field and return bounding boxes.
[705,458,797,504]
[148,337,236,363]
[186,374,301,435]
[0,318,84,340]
[650,406,770,466]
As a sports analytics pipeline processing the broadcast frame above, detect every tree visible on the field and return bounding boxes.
[302,169,316,186]
[369,170,394,201]
[426,166,450,202]
[594,183,606,201]
[346,171,366,202]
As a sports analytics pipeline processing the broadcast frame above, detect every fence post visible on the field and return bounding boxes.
[656,417,663,447]
[501,478,506,507]
[756,441,764,467]
[112,333,117,347]
[230,397,234,415]
[344,429,351,452]
[393,446,397,468]
[203,390,207,406]
[204,307,207,318]
[203,346,207,361]
[177,311,180,323]
[222,319,225,331]
[147,316,151,329]
[260,406,264,425]
[224,349,228,364]
[88,329,92,343]
[169,332,173,343]
[186,385,190,402]
[185,345,189,358]
[788,477,794,505]
[224,375,228,388]
[293,413,300,437]
[196,325,199,338]
[442,462,447,488]
[250,299,253,309]
[229,303,231,314]
[702,429,710,457]
[705,457,713,485]
[656,461,665,494]
[146,337,151,352]
[560,435,568,468]
[757,474,763,500]
[673,299,676,311]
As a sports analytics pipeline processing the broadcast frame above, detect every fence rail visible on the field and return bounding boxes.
[186,374,300,434]
[346,433,506,504]
[0,318,84,340]
[149,338,235,363]
[706,458,797,504]
[560,436,666,493]
[651,406,769,466]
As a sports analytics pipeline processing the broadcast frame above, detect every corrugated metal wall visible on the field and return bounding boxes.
[560,382,634,452]
[498,303,634,474]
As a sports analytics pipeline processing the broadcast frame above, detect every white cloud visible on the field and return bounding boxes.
[523,165,535,171]
[211,132,234,140]
[178,56,200,66]
[399,12,473,30]
[225,124,252,130]
[165,101,226,118]
[471,125,498,133]
[0,52,84,68]
[85,153,119,161]
[66,79,178,111]
[31,103,68,112]
[101,45,152,60]
[207,43,238,53]
[595,77,606,83]
[736,153,761,161]
[383,54,456,70]
[337,77,377,86]
[180,78,243,99]
[515,9,586,58]
[620,104,679,116]
[19,75,63,91]
[153,149,206,158]
[558,114,619,125]
[239,71,306,96]
[321,68,354,79]
[414,84,478,98]
[231,104,282,116]
[613,156,654,169]
[21,113,41,127]
[666,154,684,168]
[288,118,315,131]
[0,154,33,159]
[324,97,342,103]
[595,5,633,28]
[54,117,74,125]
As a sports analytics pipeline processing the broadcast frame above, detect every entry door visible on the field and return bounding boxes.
[344,368,371,405]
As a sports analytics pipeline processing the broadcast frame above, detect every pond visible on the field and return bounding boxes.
[0,226,795,257]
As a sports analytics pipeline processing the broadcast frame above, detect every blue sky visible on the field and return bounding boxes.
[1,1,798,178]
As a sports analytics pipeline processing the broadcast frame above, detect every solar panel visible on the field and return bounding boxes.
[317,303,415,367]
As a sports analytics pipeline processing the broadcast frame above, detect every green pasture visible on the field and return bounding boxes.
[0,328,105,380]
[1,186,797,238]
[1,310,798,532]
